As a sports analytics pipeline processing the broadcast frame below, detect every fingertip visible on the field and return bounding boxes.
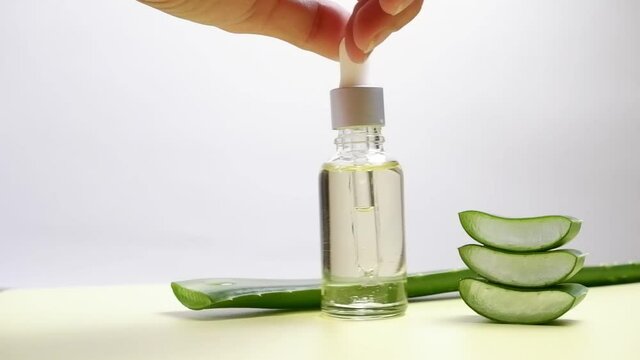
[379,0,414,16]
[343,1,370,63]
[352,0,423,56]
[345,36,369,63]
[351,0,391,54]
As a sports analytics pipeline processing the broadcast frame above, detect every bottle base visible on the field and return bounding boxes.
[322,303,407,320]
[321,278,407,320]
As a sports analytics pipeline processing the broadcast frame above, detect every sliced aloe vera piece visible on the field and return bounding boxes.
[458,244,585,287]
[459,278,588,324]
[459,210,582,252]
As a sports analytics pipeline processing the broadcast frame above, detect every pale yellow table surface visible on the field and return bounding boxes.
[1,283,639,360]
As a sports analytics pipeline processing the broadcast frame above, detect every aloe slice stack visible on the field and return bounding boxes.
[457,210,588,324]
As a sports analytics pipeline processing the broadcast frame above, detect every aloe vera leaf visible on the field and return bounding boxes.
[459,278,588,324]
[405,268,475,297]
[569,262,640,286]
[171,263,640,310]
[458,244,585,287]
[170,279,320,310]
[458,210,582,252]
[171,269,472,310]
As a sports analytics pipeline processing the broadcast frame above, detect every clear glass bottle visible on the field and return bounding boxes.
[320,87,408,319]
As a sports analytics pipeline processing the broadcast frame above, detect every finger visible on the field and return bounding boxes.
[343,0,423,63]
[138,0,349,60]
[378,0,415,16]
[228,0,349,60]
[352,0,423,54]
[346,0,423,62]
[343,0,369,63]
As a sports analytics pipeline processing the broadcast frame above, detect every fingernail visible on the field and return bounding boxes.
[363,30,393,54]
[389,0,414,16]
[364,40,376,54]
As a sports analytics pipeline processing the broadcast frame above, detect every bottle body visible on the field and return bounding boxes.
[320,127,408,319]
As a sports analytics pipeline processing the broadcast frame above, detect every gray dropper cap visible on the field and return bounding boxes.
[330,87,385,129]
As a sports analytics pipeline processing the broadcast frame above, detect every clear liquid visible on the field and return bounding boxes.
[320,161,407,319]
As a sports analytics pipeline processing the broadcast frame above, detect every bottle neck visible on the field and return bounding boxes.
[332,126,387,164]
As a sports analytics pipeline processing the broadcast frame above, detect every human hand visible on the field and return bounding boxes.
[137,0,423,62]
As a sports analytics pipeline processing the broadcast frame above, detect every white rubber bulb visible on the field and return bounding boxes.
[339,39,369,87]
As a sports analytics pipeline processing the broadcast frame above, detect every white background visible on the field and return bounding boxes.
[1,0,638,288]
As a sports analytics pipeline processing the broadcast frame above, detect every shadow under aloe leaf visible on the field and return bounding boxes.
[540,319,581,326]
[446,315,581,326]
[164,294,462,322]
[160,308,315,321]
